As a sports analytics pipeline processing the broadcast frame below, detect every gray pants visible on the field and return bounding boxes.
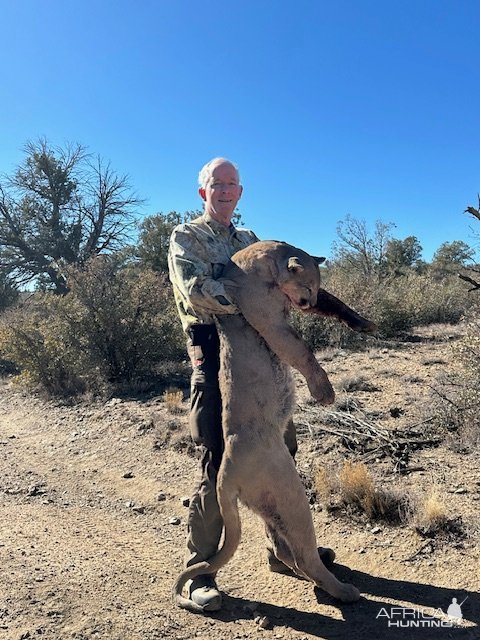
[185,324,297,569]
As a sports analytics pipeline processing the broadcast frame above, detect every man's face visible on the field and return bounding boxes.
[199,161,243,226]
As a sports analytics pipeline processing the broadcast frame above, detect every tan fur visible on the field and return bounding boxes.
[173,241,361,613]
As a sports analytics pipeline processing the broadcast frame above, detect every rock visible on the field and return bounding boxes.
[181,496,190,507]
[389,407,404,418]
[169,516,181,525]
[371,526,382,534]
[454,487,468,494]
[27,485,46,497]
[157,493,167,502]
[122,471,134,479]
[132,506,145,514]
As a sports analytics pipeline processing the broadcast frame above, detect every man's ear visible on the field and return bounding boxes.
[311,256,326,265]
[198,187,206,201]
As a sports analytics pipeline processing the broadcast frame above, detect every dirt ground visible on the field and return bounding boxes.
[0,325,479,640]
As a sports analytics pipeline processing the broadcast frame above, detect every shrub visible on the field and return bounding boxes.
[293,266,473,347]
[290,311,337,351]
[65,257,185,383]
[403,272,471,326]
[0,297,85,395]
[432,311,480,445]
[0,257,185,395]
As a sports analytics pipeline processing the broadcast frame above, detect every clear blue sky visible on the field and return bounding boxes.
[2,0,480,261]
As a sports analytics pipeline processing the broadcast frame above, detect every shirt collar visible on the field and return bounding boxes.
[203,212,236,236]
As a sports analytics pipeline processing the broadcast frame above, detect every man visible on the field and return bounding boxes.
[168,158,323,612]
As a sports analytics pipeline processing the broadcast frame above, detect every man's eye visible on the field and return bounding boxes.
[211,181,238,188]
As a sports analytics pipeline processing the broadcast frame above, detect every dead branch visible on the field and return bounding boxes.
[296,405,439,472]
[458,272,480,292]
[403,541,435,562]
[465,204,480,221]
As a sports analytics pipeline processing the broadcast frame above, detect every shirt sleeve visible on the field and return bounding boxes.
[168,226,239,315]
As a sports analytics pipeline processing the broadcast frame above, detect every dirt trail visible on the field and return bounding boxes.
[1,334,479,639]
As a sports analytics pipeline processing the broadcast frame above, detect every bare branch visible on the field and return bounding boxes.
[0,140,143,292]
[464,193,480,222]
[458,272,480,292]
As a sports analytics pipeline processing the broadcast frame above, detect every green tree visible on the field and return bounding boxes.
[137,210,200,273]
[0,139,143,293]
[0,271,18,311]
[384,236,423,274]
[431,240,474,276]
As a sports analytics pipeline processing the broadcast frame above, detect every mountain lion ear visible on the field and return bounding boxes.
[312,256,326,265]
[287,256,305,272]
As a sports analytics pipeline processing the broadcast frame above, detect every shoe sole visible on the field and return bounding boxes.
[189,588,223,612]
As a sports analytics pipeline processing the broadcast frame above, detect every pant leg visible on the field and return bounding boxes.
[185,327,224,568]
[186,446,224,567]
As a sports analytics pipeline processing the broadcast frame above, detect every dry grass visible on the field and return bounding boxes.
[416,491,448,531]
[316,461,413,525]
[318,347,340,362]
[414,490,467,542]
[316,460,465,540]
[314,466,334,503]
[153,417,196,457]
[366,347,386,360]
[402,374,424,384]
[162,387,185,414]
[413,322,466,341]
[421,357,447,366]
[339,460,375,505]
[338,375,380,393]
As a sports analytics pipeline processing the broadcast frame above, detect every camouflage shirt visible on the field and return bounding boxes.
[168,213,259,333]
